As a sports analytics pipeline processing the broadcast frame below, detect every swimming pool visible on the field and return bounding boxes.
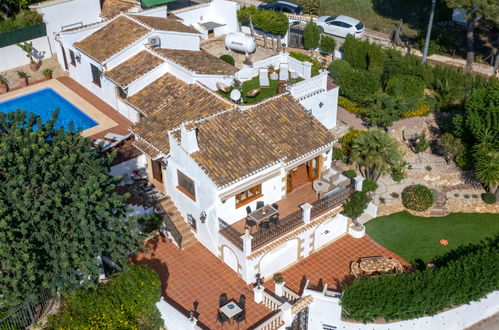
[0,88,98,131]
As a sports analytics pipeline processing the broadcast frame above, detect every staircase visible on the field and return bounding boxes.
[156,195,197,250]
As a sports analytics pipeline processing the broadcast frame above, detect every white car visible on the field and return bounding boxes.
[316,15,365,39]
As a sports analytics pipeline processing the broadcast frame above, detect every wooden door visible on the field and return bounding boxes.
[307,156,321,181]
[286,171,294,193]
[151,159,163,183]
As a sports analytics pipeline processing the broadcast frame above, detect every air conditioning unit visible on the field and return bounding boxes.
[148,36,161,49]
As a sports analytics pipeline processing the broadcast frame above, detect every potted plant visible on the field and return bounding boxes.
[17,70,29,87]
[42,68,53,79]
[16,42,38,71]
[273,273,285,296]
[267,64,276,74]
[0,74,8,94]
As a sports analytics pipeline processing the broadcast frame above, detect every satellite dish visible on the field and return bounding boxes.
[230,89,241,103]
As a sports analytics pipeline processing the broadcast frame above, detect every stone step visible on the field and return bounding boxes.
[157,196,197,250]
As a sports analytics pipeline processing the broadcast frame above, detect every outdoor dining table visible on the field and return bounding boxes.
[248,204,278,223]
[359,257,397,273]
[219,300,243,320]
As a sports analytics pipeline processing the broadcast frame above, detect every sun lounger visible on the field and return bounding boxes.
[104,132,131,142]
[279,63,289,81]
[259,68,269,88]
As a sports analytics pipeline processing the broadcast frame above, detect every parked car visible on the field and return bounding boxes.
[258,1,303,15]
[316,15,365,38]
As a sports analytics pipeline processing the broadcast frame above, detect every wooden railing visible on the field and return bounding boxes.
[251,209,303,250]
[218,218,243,250]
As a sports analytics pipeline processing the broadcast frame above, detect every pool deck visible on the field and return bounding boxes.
[0,77,132,139]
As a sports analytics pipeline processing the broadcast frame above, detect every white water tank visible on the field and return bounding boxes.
[225,32,256,54]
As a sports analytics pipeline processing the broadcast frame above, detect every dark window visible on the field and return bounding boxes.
[91,63,101,87]
[330,21,343,27]
[69,49,76,66]
[235,184,262,208]
[342,22,353,28]
[177,170,196,201]
[116,86,127,99]
[355,22,364,30]
[187,214,197,232]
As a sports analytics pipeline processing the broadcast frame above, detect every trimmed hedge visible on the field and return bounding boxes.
[402,184,434,211]
[328,59,351,82]
[385,75,425,100]
[341,237,499,322]
[219,54,235,66]
[362,179,378,193]
[47,265,163,329]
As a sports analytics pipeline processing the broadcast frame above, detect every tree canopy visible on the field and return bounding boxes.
[0,110,142,307]
[350,128,405,182]
[303,20,320,54]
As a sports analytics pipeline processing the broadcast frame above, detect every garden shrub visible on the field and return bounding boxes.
[328,59,351,82]
[0,10,43,33]
[455,149,473,168]
[332,147,345,162]
[481,193,496,204]
[362,179,378,193]
[219,54,234,66]
[289,52,322,76]
[339,69,381,105]
[402,184,434,211]
[343,169,357,179]
[338,97,365,115]
[47,265,163,329]
[385,75,425,100]
[343,35,368,70]
[339,129,365,158]
[341,191,370,226]
[341,237,499,322]
[415,27,456,56]
[134,213,163,233]
[400,99,432,119]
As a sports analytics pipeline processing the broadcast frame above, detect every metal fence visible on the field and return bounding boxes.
[0,23,47,48]
[0,289,55,330]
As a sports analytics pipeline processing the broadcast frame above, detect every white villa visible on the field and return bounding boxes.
[52,0,358,286]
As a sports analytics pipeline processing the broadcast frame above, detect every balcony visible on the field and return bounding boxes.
[219,179,355,252]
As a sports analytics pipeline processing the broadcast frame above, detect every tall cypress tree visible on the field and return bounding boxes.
[0,110,142,307]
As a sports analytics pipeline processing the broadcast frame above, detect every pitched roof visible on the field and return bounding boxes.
[242,94,335,163]
[125,73,190,116]
[104,50,163,87]
[129,76,234,155]
[74,16,150,63]
[152,49,238,75]
[185,110,281,187]
[100,0,138,19]
[132,15,200,34]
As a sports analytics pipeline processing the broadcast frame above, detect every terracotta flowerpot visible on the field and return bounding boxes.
[29,62,38,72]
[44,73,52,79]
[19,78,28,87]
[0,84,8,94]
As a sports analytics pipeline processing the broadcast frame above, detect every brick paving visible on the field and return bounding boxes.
[57,77,132,140]
[266,235,410,294]
[130,237,272,330]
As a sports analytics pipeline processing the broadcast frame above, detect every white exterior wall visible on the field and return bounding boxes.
[156,297,197,330]
[195,74,234,90]
[31,0,102,50]
[116,100,141,123]
[110,154,147,178]
[152,31,200,51]
[0,36,52,72]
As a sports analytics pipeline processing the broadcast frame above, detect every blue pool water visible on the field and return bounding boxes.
[0,88,98,131]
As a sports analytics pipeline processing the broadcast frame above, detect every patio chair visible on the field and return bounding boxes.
[219,294,228,307]
[217,312,230,327]
[259,68,269,88]
[246,206,251,215]
[239,295,246,309]
[246,88,260,98]
[216,82,232,93]
[235,311,246,325]
[245,218,257,233]
[270,214,279,227]
[256,201,264,209]
[259,221,270,230]
[279,63,289,81]
[272,203,279,210]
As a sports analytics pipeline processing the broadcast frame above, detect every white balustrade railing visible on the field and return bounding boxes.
[262,291,282,311]
[282,286,300,303]
[253,310,284,330]
[170,3,210,14]
[287,72,327,100]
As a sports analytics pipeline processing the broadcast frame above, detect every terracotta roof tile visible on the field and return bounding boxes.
[129,75,233,155]
[100,0,138,19]
[132,139,161,159]
[152,48,238,75]
[132,15,200,34]
[187,110,282,187]
[104,50,163,87]
[74,16,150,63]
[243,94,336,164]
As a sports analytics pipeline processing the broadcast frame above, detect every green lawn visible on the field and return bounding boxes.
[365,211,499,264]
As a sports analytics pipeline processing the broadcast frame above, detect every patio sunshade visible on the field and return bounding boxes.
[200,21,225,30]
[141,0,175,8]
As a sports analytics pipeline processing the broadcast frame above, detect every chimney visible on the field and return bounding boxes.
[180,124,199,154]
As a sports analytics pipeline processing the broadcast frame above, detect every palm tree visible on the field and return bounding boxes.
[350,128,405,182]
[474,143,499,195]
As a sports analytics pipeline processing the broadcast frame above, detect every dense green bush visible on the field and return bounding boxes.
[289,52,322,76]
[135,213,163,233]
[47,265,163,329]
[339,129,365,158]
[343,35,369,70]
[328,59,351,82]
[415,27,457,56]
[341,191,370,226]
[343,169,357,179]
[362,179,378,193]
[402,184,434,211]
[0,10,43,33]
[338,69,381,105]
[219,54,234,66]
[341,237,499,322]
[385,75,425,100]
[481,193,496,204]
